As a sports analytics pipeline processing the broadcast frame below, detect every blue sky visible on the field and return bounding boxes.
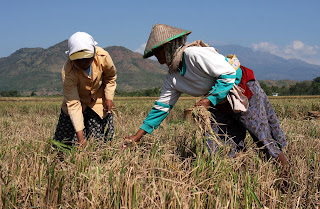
[1,0,319,64]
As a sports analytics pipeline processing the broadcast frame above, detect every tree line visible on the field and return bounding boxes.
[0,90,21,97]
[1,77,320,97]
[259,77,320,96]
[0,90,36,97]
[115,87,162,97]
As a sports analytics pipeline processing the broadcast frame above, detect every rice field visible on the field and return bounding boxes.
[0,96,319,208]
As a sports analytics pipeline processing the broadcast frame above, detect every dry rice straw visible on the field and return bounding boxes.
[191,106,223,147]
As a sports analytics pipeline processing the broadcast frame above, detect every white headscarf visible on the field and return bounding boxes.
[66,32,98,57]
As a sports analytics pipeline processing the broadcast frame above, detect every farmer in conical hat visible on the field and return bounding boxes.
[124,24,288,166]
[53,32,117,147]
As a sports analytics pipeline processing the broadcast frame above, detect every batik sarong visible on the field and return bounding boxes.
[207,80,287,159]
[53,107,114,146]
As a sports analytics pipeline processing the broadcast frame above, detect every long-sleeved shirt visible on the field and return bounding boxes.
[61,46,117,132]
[141,46,241,134]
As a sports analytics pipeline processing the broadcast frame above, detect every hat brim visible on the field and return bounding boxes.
[143,30,191,59]
[69,51,94,60]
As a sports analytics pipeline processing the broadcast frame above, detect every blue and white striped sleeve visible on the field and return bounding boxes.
[141,76,181,134]
[207,73,236,106]
[183,47,236,106]
[198,49,236,106]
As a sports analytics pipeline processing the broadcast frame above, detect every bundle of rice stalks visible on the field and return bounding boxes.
[184,105,237,158]
[190,106,223,147]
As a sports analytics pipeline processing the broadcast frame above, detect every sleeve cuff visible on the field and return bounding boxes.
[140,123,154,134]
[74,124,85,133]
[207,95,227,106]
[105,92,115,101]
[207,95,218,106]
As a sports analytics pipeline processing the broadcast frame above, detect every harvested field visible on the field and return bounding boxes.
[0,96,319,208]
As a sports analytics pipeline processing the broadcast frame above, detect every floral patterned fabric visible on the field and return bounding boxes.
[226,54,241,71]
[53,107,114,146]
[207,80,287,159]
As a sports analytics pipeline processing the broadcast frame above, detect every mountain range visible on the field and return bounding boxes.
[216,45,320,81]
[0,40,319,95]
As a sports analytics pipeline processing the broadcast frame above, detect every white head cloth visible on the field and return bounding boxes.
[67,32,98,56]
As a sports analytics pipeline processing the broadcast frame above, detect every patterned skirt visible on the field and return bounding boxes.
[53,107,114,146]
[207,80,287,159]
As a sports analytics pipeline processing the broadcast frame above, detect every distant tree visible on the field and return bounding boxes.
[144,89,153,97]
[313,76,320,83]
[30,91,37,96]
[271,86,280,94]
[310,77,320,95]
[279,86,290,95]
[259,82,272,96]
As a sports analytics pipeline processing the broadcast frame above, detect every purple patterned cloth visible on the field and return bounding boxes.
[207,80,287,159]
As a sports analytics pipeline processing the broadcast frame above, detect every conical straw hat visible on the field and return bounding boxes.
[143,24,192,58]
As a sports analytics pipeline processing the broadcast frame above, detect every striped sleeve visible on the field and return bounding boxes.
[207,73,236,106]
[141,101,173,134]
[141,75,181,134]
[183,47,237,106]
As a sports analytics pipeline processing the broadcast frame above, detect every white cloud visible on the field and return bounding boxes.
[252,42,280,55]
[252,40,320,65]
[284,40,318,56]
[134,43,157,61]
[292,40,305,50]
[134,43,146,54]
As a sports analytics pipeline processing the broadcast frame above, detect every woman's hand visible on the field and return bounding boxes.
[105,99,115,114]
[122,135,137,150]
[194,98,211,109]
[122,129,147,151]
[76,130,86,148]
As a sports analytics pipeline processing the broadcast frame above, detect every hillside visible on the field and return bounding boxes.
[105,46,167,91]
[0,41,69,94]
[0,41,167,94]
